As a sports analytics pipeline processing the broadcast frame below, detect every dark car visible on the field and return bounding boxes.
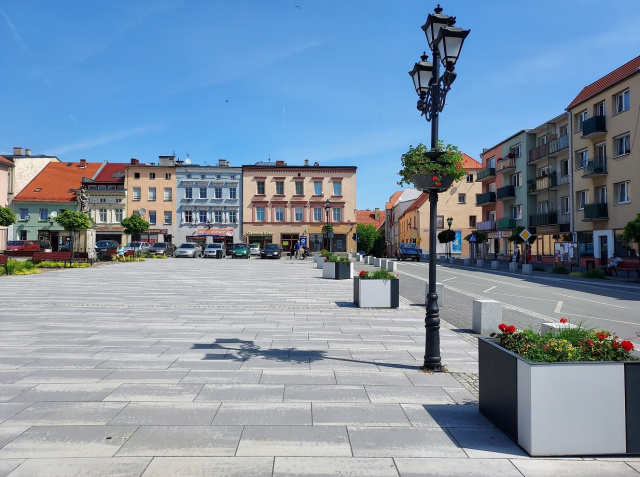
[59,241,73,252]
[95,240,120,254]
[225,243,234,257]
[149,242,176,256]
[231,243,250,259]
[260,243,282,259]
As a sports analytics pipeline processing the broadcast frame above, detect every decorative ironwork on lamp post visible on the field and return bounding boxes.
[324,199,331,252]
[409,4,469,372]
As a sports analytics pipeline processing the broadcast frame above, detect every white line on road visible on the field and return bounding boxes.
[555,301,563,313]
[484,286,497,293]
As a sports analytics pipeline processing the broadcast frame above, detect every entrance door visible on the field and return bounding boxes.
[599,236,608,266]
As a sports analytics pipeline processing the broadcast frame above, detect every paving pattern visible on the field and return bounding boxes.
[0,257,638,476]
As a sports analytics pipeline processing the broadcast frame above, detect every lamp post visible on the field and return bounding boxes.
[324,199,331,252]
[409,5,469,372]
[446,216,453,259]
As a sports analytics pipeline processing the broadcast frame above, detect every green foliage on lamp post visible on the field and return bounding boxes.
[437,229,456,244]
[121,215,150,237]
[0,206,17,227]
[398,141,466,187]
[53,209,94,231]
[321,224,334,234]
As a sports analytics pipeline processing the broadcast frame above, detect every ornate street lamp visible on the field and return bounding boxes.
[447,216,453,259]
[324,199,331,252]
[409,5,469,372]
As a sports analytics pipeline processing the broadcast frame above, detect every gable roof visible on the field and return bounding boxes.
[402,193,429,215]
[0,156,14,167]
[356,209,386,230]
[385,190,403,210]
[93,162,127,183]
[13,161,102,202]
[462,153,482,170]
[567,54,640,110]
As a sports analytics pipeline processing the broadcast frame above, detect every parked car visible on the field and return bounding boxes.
[95,240,120,254]
[203,243,224,258]
[123,241,152,254]
[260,243,282,259]
[174,242,203,258]
[231,243,250,259]
[249,243,261,257]
[6,240,40,251]
[149,242,176,256]
[59,241,73,252]
[225,243,234,257]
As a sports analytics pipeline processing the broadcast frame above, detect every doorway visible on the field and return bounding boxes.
[599,235,608,266]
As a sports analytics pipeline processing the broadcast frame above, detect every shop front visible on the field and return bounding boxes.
[246,232,273,248]
[194,228,234,248]
[94,225,125,245]
[136,229,170,245]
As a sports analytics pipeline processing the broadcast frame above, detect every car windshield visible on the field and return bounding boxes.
[234,244,247,250]
[96,241,113,247]
[127,242,141,247]
[7,241,23,246]
[250,244,259,249]
[206,244,221,249]
[264,244,278,250]
[180,243,196,249]
[152,243,167,248]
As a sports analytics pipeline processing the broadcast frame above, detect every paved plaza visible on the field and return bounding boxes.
[0,258,639,476]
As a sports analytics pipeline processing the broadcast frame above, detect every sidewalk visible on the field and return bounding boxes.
[0,258,638,476]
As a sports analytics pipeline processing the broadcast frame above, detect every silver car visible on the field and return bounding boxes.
[174,242,203,258]
[203,243,224,258]
[123,241,152,254]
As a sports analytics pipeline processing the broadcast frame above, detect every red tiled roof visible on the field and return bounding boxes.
[462,153,482,170]
[356,210,386,229]
[94,163,126,182]
[403,193,429,215]
[14,161,102,202]
[567,55,640,110]
[0,156,14,167]
[385,191,403,210]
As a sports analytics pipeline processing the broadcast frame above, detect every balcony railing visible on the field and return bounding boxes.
[497,218,516,229]
[528,143,549,163]
[582,157,607,177]
[477,168,496,181]
[477,220,496,231]
[529,212,558,226]
[582,116,606,138]
[496,185,516,200]
[535,172,557,192]
[548,135,569,156]
[476,192,496,205]
[557,174,570,187]
[583,203,608,221]
[497,157,516,173]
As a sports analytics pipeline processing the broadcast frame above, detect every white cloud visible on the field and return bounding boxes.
[49,123,165,155]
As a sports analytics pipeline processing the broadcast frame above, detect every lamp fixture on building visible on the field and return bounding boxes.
[324,199,331,252]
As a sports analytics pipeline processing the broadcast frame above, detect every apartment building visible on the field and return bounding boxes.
[242,160,357,253]
[385,188,421,256]
[0,156,15,250]
[81,162,127,244]
[174,160,243,247]
[124,156,177,244]
[567,54,640,265]
[2,146,60,200]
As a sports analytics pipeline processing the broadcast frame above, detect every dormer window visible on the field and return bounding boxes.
[34,188,42,192]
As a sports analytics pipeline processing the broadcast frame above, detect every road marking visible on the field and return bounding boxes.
[555,301,563,313]
[484,286,497,293]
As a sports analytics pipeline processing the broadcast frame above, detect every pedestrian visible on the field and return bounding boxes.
[294,241,300,259]
[603,253,622,276]
[512,247,520,263]
[526,246,532,265]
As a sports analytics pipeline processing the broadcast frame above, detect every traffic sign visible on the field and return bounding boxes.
[411,233,417,239]
[469,234,477,243]
[519,228,531,242]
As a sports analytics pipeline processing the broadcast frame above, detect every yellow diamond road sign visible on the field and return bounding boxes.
[519,228,531,242]
[412,233,417,239]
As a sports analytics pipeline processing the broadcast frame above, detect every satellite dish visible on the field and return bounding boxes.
[138,208,146,216]
[184,158,191,164]
[50,211,58,218]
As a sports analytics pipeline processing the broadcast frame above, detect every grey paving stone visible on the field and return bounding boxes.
[512,459,640,476]
[447,427,529,458]
[0,426,29,447]
[284,385,369,402]
[259,370,336,385]
[7,402,127,425]
[100,369,188,383]
[237,426,352,456]
[443,386,478,405]
[213,403,311,426]
[348,427,466,458]
[21,357,108,369]
[394,457,523,476]
[8,383,119,402]
[7,457,151,477]
[335,372,414,386]
[273,457,399,476]
[0,425,137,458]
[365,386,457,405]
[169,359,244,370]
[15,369,114,384]
[0,371,36,384]
[108,402,221,426]
[196,384,285,402]
[0,403,33,423]
[181,370,262,384]
[0,459,24,477]
[97,358,178,370]
[104,383,203,402]
[141,457,274,477]
[404,371,462,387]
[312,403,410,426]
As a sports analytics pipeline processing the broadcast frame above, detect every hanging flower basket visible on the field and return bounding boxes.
[410,174,455,192]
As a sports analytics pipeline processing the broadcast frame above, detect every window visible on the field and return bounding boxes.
[615,133,631,156]
[275,207,284,222]
[256,207,265,221]
[229,187,237,199]
[39,208,48,221]
[537,136,547,146]
[314,182,322,195]
[576,190,588,210]
[19,208,28,220]
[214,187,222,199]
[216,174,221,180]
[488,157,495,168]
[615,90,630,114]
[509,144,521,158]
[185,186,193,199]
[115,209,123,222]
[99,209,107,222]
[560,160,569,177]
[616,182,630,204]
[469,216,476,227]
[561,196,570,215]
[511,172,522,188]
[276,181,284,195]
[199,186,207,199]
[200,174,206,179]
[295,182,304,195]
[133,187,141,201]
[165,173,171,180]
[575,111,587,132]
[595,101,605,117]
[186,174,191,179]
[333,182,342,195]
[458,193,466,204]
[332,207,341,222]
[148,187,156,201]
[149,172,156,179]
[149,211,156,225]
[164,211,172,224]
[164,188,172,201]
[134,172,140,179]
[596,186,607,204]
[436,216,444,229]
[314,207,322,221]
[214,210,223,222]
[576,149,588,169]
[230,174,236,179]
[199,210,207,223]
[559,125,568,137]
[257,181,265,194]
[466,174,474,183]
[511,205,522,220]
[228,211,237,223]
[184,210,193,223]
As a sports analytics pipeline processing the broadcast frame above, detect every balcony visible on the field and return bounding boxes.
[477,220,496,231]
[528,143,549,164]
[496,185,516,200]
[497,218,516,229]
[535,172,558,192]
[583,203,608,221]
[582,116,606,139]
[476,192,496,206]
[497,157,516,173]
[548,135,569,157]
[529,212,558,227]
[556,174,570,188]
[477,168,496,182]
[582,157,607,178]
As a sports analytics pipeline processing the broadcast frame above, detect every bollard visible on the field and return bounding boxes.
[387,260,397,272]
[472,299,503,335]
[541,322,578,335]
[522,264,533,275]
[477,259,484,267]
[508,262,517,272]
[381,259,388,268]
[374,258,381,267]
[463,259,470,265]
[449,257,455,264]
[425,282,444,307]
[491,260,499,270]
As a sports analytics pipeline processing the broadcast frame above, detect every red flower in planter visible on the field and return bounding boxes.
[506,325,516,334]
[560,318,568,323]
[432,175,438,181]
[359,270,366,276]
[613,341,620,349]
[498,323,506,332]
[597,332,608,341]
[622,341,634,352]
[586,339,594,346]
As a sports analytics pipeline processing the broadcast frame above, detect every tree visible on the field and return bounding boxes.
[54,209,93,230]
[437,229,456,244]
[0,206,16,227]
[371,229,387,257]
[508,226,537,247]
[463,230,488,243]
[356,224,378,254]
[121,214,150,237]
[622,213,640,260]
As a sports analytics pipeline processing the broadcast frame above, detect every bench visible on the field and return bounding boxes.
[32,251,93,267]
[0,255,7,274]
[603,258,640,281]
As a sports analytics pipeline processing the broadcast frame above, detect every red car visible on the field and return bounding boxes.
[6,240,41,251]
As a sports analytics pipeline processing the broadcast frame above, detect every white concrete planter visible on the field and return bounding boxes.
[522,264,532,275]
[479,338,640,456]
[322,261,353,279]
[353,277,399,308]
[317,258,325,269]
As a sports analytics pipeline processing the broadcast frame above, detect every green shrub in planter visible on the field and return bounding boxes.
[533,266,546,272]
[569,272,582,277]
[551,265,569,274]
[584,268,605,279]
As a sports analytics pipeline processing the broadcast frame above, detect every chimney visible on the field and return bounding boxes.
[25,149,32,156]
[275,160,285,166]
[374,208,380,221]
[314,162,319,167]
[79,159,87,168]
[218,159,229,166]
[304,159,309,166]
[130,158,139,165]
[13,147,24,156]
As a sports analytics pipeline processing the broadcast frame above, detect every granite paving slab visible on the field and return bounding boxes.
[212,403,311,426]
[6,402,127,426]
[6,457,151,477]
[394,457,522,476]
[236,426,352,457]
[108,402,221,426]
[140,457,274,477]
[273,457,400,476]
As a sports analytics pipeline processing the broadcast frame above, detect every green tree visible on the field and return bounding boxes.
[463,230,488,243]
[54,209,93,230]
[437,229,456,244]
[371,230,387,257]
[121,214,150,237]
[0,206,17,227]
[356,224,378,254]
[508,226,537,246]
[622,213,640,259]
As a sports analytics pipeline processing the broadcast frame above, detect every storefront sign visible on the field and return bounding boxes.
[148,229,168,234]
[537,225,559,235]
[196,228,233,237]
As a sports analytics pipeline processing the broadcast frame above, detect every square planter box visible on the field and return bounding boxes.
[322,261,353,279]
[479,337,640,456]
[353,277,399,308]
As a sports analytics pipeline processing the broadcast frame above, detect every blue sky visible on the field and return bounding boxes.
[2,1,640,210]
